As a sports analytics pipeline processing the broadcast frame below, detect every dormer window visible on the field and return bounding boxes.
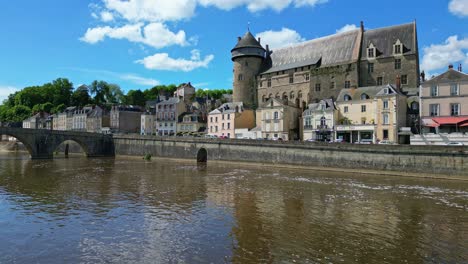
[393,39,403,55]
[360,93,370,100]
[367,43,376,59]
[344,95,352,101]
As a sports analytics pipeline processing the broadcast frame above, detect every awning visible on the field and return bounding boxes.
[422,118,439,127]
[460,123,468,127]
[432,117,468,125]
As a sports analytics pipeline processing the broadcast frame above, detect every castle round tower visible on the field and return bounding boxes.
[231,31,266,108]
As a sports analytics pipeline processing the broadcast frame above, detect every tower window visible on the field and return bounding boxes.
[315,83,321,92]
[345,81,351,89]
[267,78,272,87]
[368,63,374,73]
[377,77,383,85]
[289,74,294,84]
[238,74,244,81]
[401,75,408,85]
[330,82,335,89]
[305,73,310,81]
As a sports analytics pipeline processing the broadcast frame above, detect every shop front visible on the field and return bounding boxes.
[336,125,376,143]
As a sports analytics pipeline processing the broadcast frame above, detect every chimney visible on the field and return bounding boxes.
[420,71,426,82]
[360,21,364,31]
[396,75,401,91]
[459,64,463,72]
[258,37,261,44]
[448,64,454,70]
[237,36,241,42]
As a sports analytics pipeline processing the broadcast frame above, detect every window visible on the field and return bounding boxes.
[368,63,374,73]
[383,114,389,125]
[401,75,408,85]
[395,59,401,70]
[222,123,225,129]
[377,77,383,85]
[451,104,460,116]
[361,105,367,112]
[430,85,438,96]
[274,111,279,120]
[238,74,243,81]
[210,117,213,123]
[450,83,459,96]
[344,95,352,101]
[394,44,402,54]
[383,129,389,139]
[344,106,349,113]
[361,93,369,100]
[367,47,375,58]
[315,83,321,92]
[430,104,439,116]
[289,74,294,84]
[215,117,218,122]
[222,114,225,120]
[227,133,230,138]
[320,117,326,127]
[227,123,231,129]
[267,78,272,87]
[227,114,231,120]
[411,102,419,111]
[305,73,310,81]
[259,81,263,88]
[383,100,389,109]
[330,82,335,89]
[345,81,351,89]
[215,126,218,132]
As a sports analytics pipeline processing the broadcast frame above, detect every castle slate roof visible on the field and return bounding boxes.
[261,29,361,74]
[232,31,265,51]
[423,69,468,85]
[362,22,417,59]
[304,99,336,115]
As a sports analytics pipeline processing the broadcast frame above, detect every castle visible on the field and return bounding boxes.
[231,21,420,109]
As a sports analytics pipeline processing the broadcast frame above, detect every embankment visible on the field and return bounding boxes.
[113,135,468,178]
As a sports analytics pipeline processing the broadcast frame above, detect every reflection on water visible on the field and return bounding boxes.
[0,152,467,263]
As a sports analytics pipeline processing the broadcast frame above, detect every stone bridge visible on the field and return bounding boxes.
[0,127,115,159]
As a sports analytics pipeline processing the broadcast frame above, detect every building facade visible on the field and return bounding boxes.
[257,98,301,140]
[208,102,255,138]
[177,112,206,134]
[303,99,337,141]
[420,65,468,133]
[110,106,143,134]
[155,97,186,136]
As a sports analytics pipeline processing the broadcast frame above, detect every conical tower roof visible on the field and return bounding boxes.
[232,31,265,51]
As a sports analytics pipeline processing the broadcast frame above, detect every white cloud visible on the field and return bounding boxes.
[100,11,114,22]
[421,35,468,72]
[103,0,197,22]
[256,28,305,49]
[135,49,214,71]
[120,74,160,86]
[449,0,468,17]
[0,86,20,102]
[80,23,188,49]
[199,0,328,12]
[336,24,358,34]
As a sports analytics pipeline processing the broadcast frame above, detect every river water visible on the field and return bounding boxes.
[0,151,466,263]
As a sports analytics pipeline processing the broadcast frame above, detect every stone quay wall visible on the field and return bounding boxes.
[113,135,468,177]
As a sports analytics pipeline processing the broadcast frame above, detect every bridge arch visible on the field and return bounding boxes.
[197,148,208,163]
[0,132,35,157]
[53,139,89,157]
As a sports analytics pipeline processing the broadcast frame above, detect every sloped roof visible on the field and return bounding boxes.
[337,84,400,102]
[362,22,416,59]
[424,69,468,85]
[304,99,336,115]
[209,102,244,114]
[261,29,361,74]
[232,31,265,51]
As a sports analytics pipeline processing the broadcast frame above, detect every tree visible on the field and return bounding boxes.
[124,89,146,106]
[106,84,124,104]
[90,80,108,105]
[5,105,32,122]
[71,85,92,107]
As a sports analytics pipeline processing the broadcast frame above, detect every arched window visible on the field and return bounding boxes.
[361,93,369,100]
[321,116,327,126]
[298,91,303,98]
[344,94,352,101]
[274,112,279,119]
[275,93,280,99]
[262,95,266,102]
[411,101,419,111]
[290,91,295,99]
[268,93,273,99]
[282,92,288,100]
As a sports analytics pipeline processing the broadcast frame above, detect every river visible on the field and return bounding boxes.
[0,151,466,263]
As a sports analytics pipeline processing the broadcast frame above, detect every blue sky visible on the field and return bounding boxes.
[0,0,467,101]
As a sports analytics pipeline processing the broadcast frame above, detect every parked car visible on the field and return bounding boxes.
[356,139,373,144]
[446,142,464,146]
[271,137,283,141]
[204,134,217,139]
[218,135,228,139]
[305,138,316,142]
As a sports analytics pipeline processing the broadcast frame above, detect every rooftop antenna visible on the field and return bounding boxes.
[247,21,251,32]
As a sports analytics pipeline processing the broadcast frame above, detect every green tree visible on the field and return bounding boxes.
[124,89,146,106]
[71,85,92,107]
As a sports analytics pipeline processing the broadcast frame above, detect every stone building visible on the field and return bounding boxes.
[256,98,301,140]
[22,112,50,129]
[174,82,196,103]
[110,105,143,134]
[177,111,207,134]
[231,21,419,113]
[141,111,156,136]
[155,97,186,136]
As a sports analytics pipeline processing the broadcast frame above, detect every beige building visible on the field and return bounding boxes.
[140,112,156,135]
[336,84,407,143]
[86,106,109,133]
[174,82,196,103]
[22,112,49,129]
[208,102,255,138]
[256,98,301,140]
[420,65,468,133]
[177,112,206,134]
[155,97,186,136]
[303,99,338,141]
